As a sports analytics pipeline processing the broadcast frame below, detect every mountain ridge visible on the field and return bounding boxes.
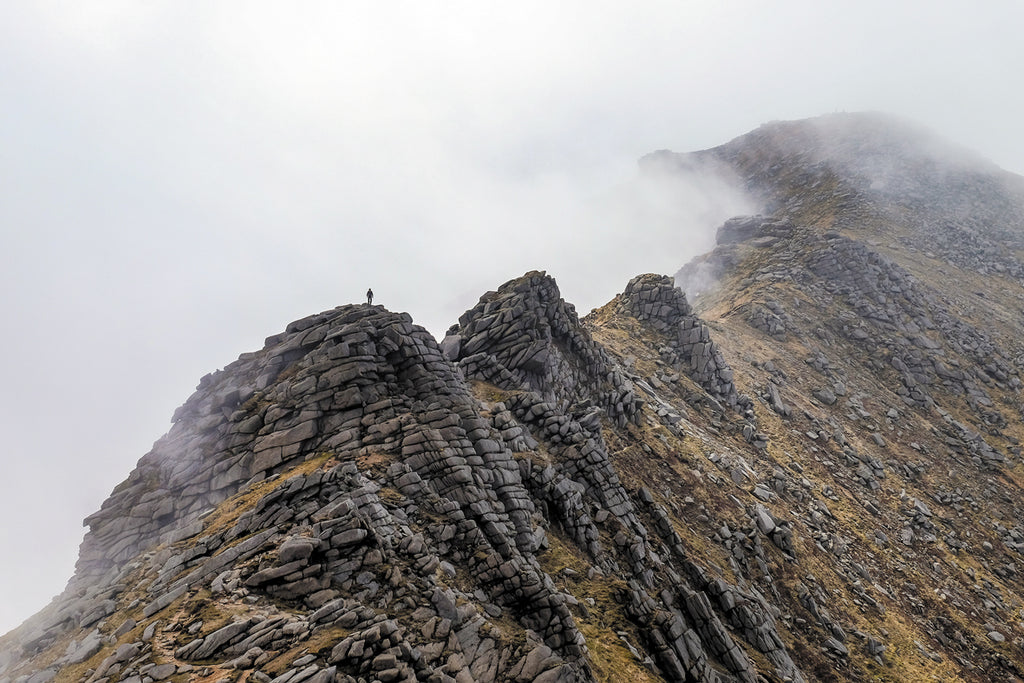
[7,113,1024,682]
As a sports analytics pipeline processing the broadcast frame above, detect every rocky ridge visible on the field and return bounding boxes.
[7,113,1024,683]
[1,273,807,683]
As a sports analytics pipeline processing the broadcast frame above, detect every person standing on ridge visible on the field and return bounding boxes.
[366,288,374,305]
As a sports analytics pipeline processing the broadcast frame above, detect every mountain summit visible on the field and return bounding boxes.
[5,113,1024,682]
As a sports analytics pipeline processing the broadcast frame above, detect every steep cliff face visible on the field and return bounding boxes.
[6,114,1024,683]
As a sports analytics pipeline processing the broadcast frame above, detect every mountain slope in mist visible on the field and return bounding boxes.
[6,113,1024,682]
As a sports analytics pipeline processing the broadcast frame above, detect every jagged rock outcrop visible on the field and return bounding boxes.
[445,271,802,683]
[612,274,750,417]
[1,274,807,683]
[8,304,594,682]
[443,270,642,427]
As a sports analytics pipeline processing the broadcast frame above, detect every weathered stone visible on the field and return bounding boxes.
[190,619,254,660]
[279,538,318,565]
[813,388,837,406]
[64,630,103,664]
[148,663,177,680]
[143,585,188,618]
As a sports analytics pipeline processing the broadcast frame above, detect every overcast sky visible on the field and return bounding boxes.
[2,1,1023,635]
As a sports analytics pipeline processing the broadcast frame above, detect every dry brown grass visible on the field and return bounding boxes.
[537,531,659,682]
[201,451,336,537]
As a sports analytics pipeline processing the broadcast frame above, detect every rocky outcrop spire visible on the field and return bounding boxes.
[444,271,646,555]
[615,273,751,415]
[444,270,641,424]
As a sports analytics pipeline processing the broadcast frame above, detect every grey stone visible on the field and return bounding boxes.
[279,538,318,565]
[813,388,837,405]
[65,630,103,664]
[516,644,554,680]
[245,559,309,586]
[25,669,56,683]
[190,619,254,660]
[754,506,776,535]
[114,618,136,638]
[307,666,337,683]
[149,663,177,680]
[331,528,368,547]
[143,584,188,618]
[112,642,141,663]
[823,637,849,657]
